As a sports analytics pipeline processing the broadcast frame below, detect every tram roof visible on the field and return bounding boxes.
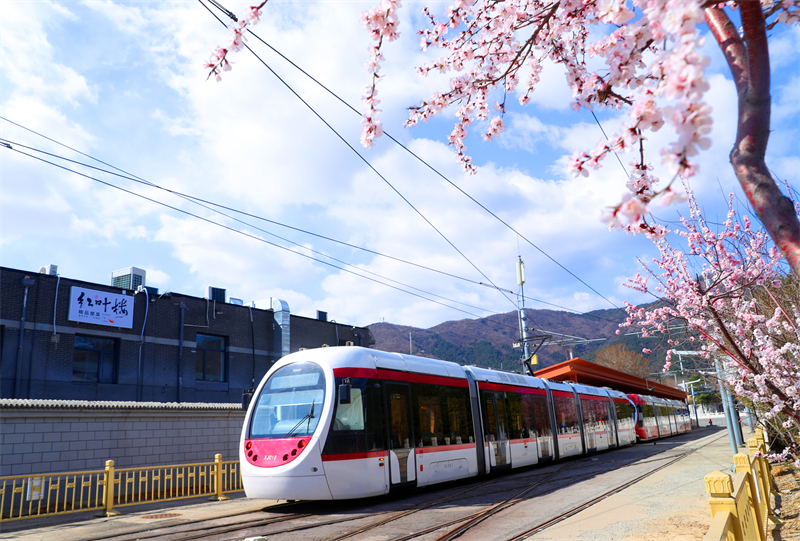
[533,357,687,401]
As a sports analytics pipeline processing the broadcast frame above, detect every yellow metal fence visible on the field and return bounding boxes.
[0,454,242,522]
[703,428,778,541]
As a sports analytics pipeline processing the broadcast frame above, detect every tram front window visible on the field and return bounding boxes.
[250,362,326,439]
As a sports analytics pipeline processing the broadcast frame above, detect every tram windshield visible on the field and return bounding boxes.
[249,362,326,439]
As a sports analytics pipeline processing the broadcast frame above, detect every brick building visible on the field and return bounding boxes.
[0,266,373,403]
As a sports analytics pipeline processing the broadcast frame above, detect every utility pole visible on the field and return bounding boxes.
[674,350,703,427]
[517,257,532,372]
[715,358,741,465]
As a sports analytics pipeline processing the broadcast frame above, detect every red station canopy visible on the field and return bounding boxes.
[533,357,687,401]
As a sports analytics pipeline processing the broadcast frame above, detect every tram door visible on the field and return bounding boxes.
[482,392,509,469]
[386,383,416,487]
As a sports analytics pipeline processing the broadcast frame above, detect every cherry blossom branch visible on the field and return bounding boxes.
[359,0,402,149]
[204,1,269,82]
[622,190,800,434]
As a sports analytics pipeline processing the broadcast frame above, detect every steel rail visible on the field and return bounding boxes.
[81,501,306,541]
[505,451,697,540]
[432,433,726,541]
[461,433,727,541]
[322,460,575,541]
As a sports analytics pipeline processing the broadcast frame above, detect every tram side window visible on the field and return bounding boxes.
[615,402,635,431]
[443,386,473,445]
[417,394,443,447]
[322,378,384,455]
[655,405,666,429]
[522,394,551,440]
[333,388,365,431]
[592,400,610,430]
[580,399,596,432]
[412,383,472,447]
[553,395,579,434]
[642,404,655,428]
[506,392,526,439]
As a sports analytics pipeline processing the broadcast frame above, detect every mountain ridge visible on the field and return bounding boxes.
[368,306,667,373]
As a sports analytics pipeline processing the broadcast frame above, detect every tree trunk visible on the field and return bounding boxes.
[706,4,800,275]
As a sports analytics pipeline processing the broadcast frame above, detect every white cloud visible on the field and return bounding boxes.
[142,267,170,287]
[0,1,95,106]
[82,0,147,33]
[1,1,797,331]
[769,25,800,70]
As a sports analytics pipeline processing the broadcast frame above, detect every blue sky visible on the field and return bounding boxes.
[1,1,798,331]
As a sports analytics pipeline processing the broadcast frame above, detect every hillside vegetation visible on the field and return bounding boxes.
[369,307,672,374]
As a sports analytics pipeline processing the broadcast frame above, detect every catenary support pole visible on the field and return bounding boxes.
[716,358,740,466]
[517,257,532,374]
[732,399,745,446]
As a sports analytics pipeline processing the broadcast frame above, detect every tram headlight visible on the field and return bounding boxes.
[245,441,252,450]
[298,440,305,448]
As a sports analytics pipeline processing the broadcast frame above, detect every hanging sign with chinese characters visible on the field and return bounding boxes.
[68,287,134,328]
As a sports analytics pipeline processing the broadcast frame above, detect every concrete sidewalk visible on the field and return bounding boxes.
[531,427,737,541]
[1,427,734,541]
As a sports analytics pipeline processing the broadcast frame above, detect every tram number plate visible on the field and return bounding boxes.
[430,459,468,483]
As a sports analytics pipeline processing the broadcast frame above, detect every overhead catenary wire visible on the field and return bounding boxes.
[0,122,620,324]
[3,141,527,331]
[202,0,619,310]
[0,131,485,290]
[0,137,492,314]
[0,133,564,318]
[197,0,519,312]
[4,142,655,342]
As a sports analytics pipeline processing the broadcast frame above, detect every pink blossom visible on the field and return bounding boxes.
[618,193,649,223]
[655,187,689,207]
[204,2,268,81]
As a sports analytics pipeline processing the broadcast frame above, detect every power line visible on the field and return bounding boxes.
[0,131,483,288]
[0,120,619,322]
[198,0,518,312]
[3,141,527,331]
[203,0,619,310]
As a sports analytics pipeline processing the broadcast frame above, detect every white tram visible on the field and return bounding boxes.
[240,347,660,500]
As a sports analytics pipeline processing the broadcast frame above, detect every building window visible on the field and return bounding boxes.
[73,335,117,383]
[196,334,226,382]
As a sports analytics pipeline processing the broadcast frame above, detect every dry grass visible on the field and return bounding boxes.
[771,463,800,541]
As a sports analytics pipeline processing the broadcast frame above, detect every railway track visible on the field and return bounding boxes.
[92,432,724,541]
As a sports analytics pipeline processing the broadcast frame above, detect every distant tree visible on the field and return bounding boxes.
[594,343,652,378]
[696,391,721,412]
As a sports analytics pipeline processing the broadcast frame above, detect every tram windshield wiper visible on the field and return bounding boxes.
[283,400,315,439]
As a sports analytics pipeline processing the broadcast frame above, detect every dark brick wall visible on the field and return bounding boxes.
[290,315,374,352]
[1,267,277,403]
